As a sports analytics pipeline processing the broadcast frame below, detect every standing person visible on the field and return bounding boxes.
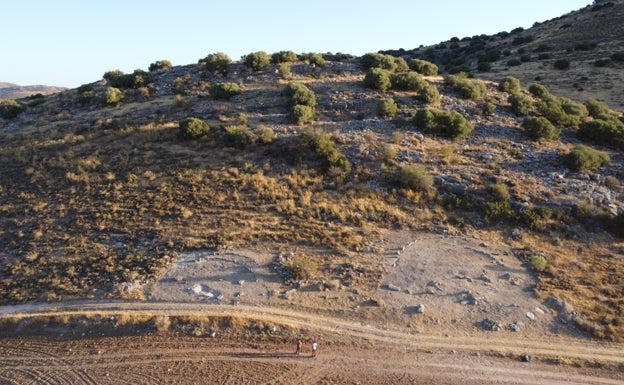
[295,339,303,355]
[311,341,318,358]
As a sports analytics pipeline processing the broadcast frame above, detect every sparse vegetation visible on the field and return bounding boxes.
[498,76,521,93]
[200,52,232,75]
[408,59,438,75]
[283,82,316,124]
[104,87,124,105]
[243,51,271,71]
[271,50,298,64]
[376,98,397,117]
[521,116,561,141]
[149,60,172,71]
[444,73,486,100]
[577,117,624,150]
[388,164,434,193]
[210,82,242,100]
[508,92,532,116]
[413,108,474,141]
[364,68,392,91]
[179,117,210,139]
[564,144,610,171]
[0,100,24,119]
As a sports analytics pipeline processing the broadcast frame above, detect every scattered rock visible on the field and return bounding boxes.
[521,354,532,362]
[526,311,536,321]
[415,304,425,314]
[385,284,401,292]
[480,318,502,331]
[508,321,524,332]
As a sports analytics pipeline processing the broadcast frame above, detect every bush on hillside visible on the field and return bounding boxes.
[537,95,586,128]
[610,51,624,62]
[284,82,316,125]
[104,87,124,105]
[521,116,561,141]
[554,59,571,70]
[290,105,315,125]
[301,128,351,172]
[377,98,398,117]
[413,108,473,141]
[577,118,624,150]
[564,144,610,171]
[417,82,441,105]
[408,59,438,76]
[487,183,510,202]
[364,68,392,91]
[508,92,532,116]
[498,76,521,93]
[482,102,496,115]
[149,60,172,71]
[179,117,210,140]
[388,164,434,193]
[271,50,298,64]
[210,82,242,100]
[390,72,427,91]
[243,51,271,71]
[0,100,24,119]
[444,73,486,100]
[528,83,550,98]
[200,52,232,75]
[584,98,611,118]
[283,82,316,107]
[103,69,124,81]
[221,125,253,149]
[107,69,153,89]
[305,53,325,67]
[360,53,408,72]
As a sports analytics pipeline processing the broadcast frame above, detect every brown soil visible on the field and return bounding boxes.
[2,230,623,384]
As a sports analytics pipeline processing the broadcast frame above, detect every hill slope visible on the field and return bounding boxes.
[402,0,624,109]
[0,82,67,100]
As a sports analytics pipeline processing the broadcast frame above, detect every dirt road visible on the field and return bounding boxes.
[1,301,623,384]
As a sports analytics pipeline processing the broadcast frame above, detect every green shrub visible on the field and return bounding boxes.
[578,118,624,150]
[521,116,561,141]
[477,62,492,72]
[271,50,298,64]
[283,82,316,125]
[392,164,434,192]
[408,59,438,75]
[104,87,124,105]
[537,95,586,128]
[278,63,291,77]
[364,68,392,91]
[243,51,271,71]
[391,71,426,91]
[0,100,24,119]
[377,98,398,117]
[484,200,513,224]
[507,59,522,67]
[528,83,550,98]
[594,58,611,67]
[530,255,547,272]
[554,59,571,70]
[301,128,351,172]
[222,125,253,148]
[77,84,94,104]
[487,183,510,202]
[306,53,325,67]
[179,117,210,140]
[413,108,473,141]
[283,82,316,107]
[255,125,275,144]
[200,52,232,75]
[584,98,611,118]
[417,82,441,105]
[508,92,532,116]
[149,60,172,71]
[482,102,496,115]
[210,82,242,100]
[290,105,315,125]
[360,53,407,72]
[379,144,397,161]
[499,76,521,93]
[107,69,153,89]
[444,73,486,100]
[103,69,123,81]
[173,75,191,95]
[564,144,610,171]
[285,255,317,281]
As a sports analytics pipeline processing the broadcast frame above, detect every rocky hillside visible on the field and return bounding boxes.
[0,41,623,341]
[401,0,624,110]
